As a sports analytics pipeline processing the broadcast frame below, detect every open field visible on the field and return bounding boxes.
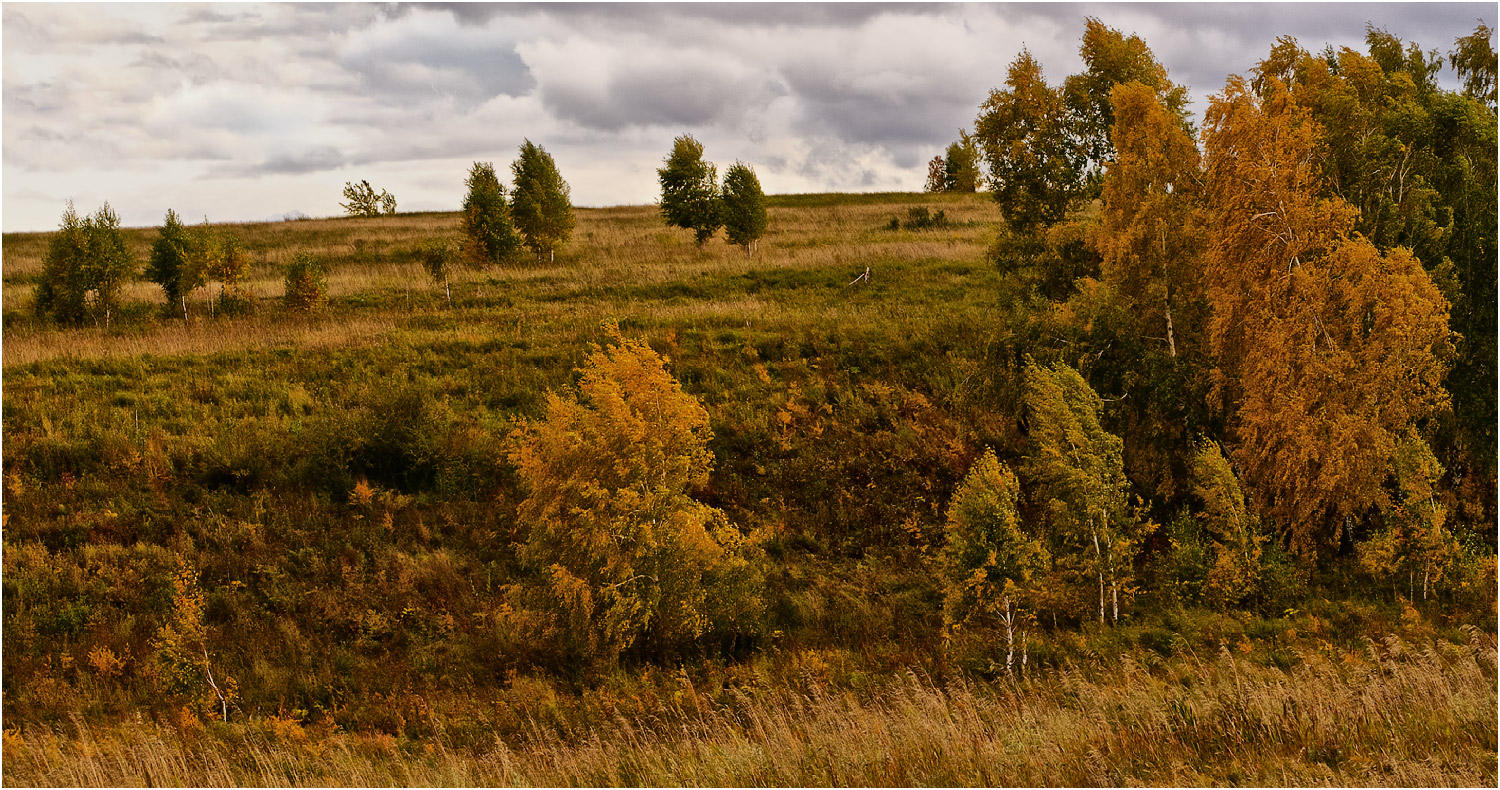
[3,192,1495,786]
[2,192,994,367]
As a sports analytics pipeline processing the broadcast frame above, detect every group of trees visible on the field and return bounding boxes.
[462,140,575,266]
[924,131,980,193]
[416,141,576,303]
[933,18,1497,649]
[145,210,251,318]
[657,135,768,255]
[415,140,577,301]
[35,140,578,324]
[35,202,133,328]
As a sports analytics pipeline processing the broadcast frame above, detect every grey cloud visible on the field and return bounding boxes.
[539,62,761,131]
[782,68,978,148]
[212,146,348,178]
[341,36,534,105]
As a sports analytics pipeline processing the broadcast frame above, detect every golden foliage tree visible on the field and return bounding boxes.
[1063,17,1189,188]
[1202,76,1455,555]
[150,560,235,721]
[940,449,1048,672]
[1096,81,1206,358]
[506,328,762,665]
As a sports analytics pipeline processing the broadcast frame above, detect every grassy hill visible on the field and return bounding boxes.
[2,193,1494,785]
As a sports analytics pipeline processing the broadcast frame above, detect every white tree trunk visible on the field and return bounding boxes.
[1001,596,1015,675]
[1093,527,1105,625]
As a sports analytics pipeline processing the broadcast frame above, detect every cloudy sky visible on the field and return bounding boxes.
[3,2,1493,231]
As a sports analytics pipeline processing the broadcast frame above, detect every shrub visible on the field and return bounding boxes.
[417,239,457,306]
[282,253,328,312]
[506,327,763,666]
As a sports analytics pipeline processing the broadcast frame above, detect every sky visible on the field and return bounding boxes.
[3,2,1494,232]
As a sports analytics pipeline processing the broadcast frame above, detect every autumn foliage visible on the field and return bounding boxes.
[1203,76,1454,555]
[506,327,763,665]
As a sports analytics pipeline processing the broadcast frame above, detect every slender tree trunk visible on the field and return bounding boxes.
[550,248,555,264]
[1108,533,1119,625]
[445,278,451,307]
[182,294,189,321]
[1165,300,1177,358]
[1021,630,1029,676]
[1093,526,1105,625]
[1002,595,1015,675]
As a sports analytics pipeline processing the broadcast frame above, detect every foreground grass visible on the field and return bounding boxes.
[5,635,1494,787]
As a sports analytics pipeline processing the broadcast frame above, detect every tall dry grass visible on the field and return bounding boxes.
[5,634,1493,787]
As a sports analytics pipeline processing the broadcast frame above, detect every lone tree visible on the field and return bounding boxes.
[37,202,135,328]
[506,327,763,665]
[658,134,722,246]
[146,209,203,319]
[341,180,396,217]
[720,162,768,257]
[460,161,521,267]
[509,140,575,263]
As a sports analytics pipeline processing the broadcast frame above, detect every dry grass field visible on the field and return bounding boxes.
[5,634,1493,786]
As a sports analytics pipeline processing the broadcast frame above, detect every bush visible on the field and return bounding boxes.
[282,253,328,312]
[885,207,950,231]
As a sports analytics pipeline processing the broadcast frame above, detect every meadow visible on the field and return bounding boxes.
[2,192,1495,785]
